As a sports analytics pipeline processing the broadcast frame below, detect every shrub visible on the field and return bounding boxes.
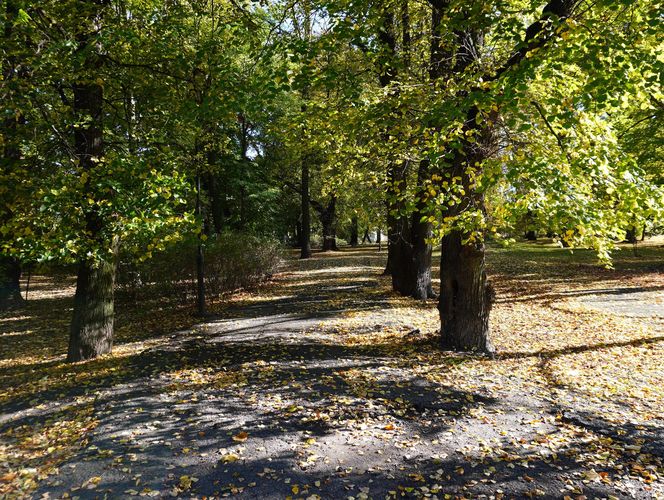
[116,233,283,303]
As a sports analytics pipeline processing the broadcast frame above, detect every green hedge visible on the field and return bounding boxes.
[117,233,282,303]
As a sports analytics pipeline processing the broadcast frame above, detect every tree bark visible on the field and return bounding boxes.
[436,106,496,355]
[68,15,115,361]
[625,226,638,244]
[0,256,23,310]
[295,216,302,247]
[350,216,359,246]
[525,230,537,241]
[0,0,24,311]
[379,8,398,276]
[195,172,206,316]
[206,150,224,234]
[408,159,435,299]
[383,213,394,275]
[300,160,312,258]
[361,228,372,244]
[439,231,494,354]
[67,246,118,361]
[317,196,338,251]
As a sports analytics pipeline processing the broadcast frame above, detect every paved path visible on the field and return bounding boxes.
[17,249,662,499]
[577,287,664,318]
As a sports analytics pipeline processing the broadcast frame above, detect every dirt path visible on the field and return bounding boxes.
[4,247,660,498]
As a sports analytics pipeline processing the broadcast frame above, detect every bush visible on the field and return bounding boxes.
[116,233,283,303]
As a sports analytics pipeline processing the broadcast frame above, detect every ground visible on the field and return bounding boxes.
[0,240,663,499]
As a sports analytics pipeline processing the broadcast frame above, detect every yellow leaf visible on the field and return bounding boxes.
[222,453,240,463]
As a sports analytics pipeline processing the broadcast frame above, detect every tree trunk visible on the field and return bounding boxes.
[295,216,302,247]
[436,105,496,354]
[525,230,537,241]
[625,226,638,244]
[386,160,411,287]
[438,231,494,354]
[195,172,206,315]
[408,159,435,299]
[379,10,397,275]
[0,256,23,310]
[206,150,224,234]
[383,216,394,275]
[1,2,24,311]
[239,185,246,229]
[319,196,338,251]
[389,161,435,300]
[350,216,359,246]
[68,17,115,361]
[377,228,382,251]
[433,0,574,355]
[390,208,413,294]
[300,160,312,259]
[67,248,117,362]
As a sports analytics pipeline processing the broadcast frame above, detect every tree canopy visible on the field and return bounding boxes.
[1,0,662,356]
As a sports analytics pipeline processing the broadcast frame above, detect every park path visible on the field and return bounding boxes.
[27,247,663,499]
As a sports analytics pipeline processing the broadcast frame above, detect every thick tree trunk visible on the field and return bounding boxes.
[377,228,382,251]
[0,256,23,310]
[409,159,435,299]
[390,212,412,294]
[67,249,117,362]
[625,226,638,244]
[389,161,435,300]
[435,105,496,354]
[300,161,312,259]
[434,0,574,354]
[1,2,24,311]
[525,230,537,241]
[350,216,359,246]
[319,196,338,251]
[379,10,397,275]
[438,231,494,354]
[68,50,115,361]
